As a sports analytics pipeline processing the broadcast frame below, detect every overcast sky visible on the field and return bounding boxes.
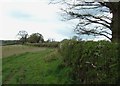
[0,0,78,41]
[0,0,111,41]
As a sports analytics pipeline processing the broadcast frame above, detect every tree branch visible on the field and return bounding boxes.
[74,23,111,40]
[85,17,111,29]
[68,12,111,29]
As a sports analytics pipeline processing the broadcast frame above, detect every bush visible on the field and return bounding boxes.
[59,40,119,84]
[25,42,59,48]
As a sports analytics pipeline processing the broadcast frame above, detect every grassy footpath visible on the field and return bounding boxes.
[2,47,70,84]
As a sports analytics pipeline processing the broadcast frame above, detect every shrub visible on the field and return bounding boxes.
[25,42,59,48]
[59,40,119,84]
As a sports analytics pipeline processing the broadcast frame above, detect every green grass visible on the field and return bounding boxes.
[2,46,70,84]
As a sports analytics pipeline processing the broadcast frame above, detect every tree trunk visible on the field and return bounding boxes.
[109,2,120,42]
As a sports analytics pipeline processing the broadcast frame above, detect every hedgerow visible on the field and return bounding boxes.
[25,42,59,48]
[59,40,119,84]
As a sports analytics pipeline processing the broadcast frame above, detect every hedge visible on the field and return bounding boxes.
[59,40,119,84]
[25,42,59,48]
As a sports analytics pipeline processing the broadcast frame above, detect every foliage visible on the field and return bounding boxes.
[2,40,19,46]
[17,30,28,44]
[25,42,59,48]
[46,38,55,43]
[59,40,119,84]
[27,33,44,43]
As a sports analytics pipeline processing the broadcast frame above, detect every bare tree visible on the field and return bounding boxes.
[50,0,120,42]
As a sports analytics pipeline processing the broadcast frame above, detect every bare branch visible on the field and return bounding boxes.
[88,14,111,25]
[74,22,111,40]
[67,12,111,29]
[85,17,111,29]
[50,0,112,40]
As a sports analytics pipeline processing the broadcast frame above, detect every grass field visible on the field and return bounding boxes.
[2,45,48,58]
[2,45,70,84]
[0,46,2,58]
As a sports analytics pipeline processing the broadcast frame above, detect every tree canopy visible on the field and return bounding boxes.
[27,33,44,43]
[17,30,28,44]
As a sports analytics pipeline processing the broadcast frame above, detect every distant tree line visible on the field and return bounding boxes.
[17,30,56,44]
[2,40,19,46]
[2,30,82,46]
